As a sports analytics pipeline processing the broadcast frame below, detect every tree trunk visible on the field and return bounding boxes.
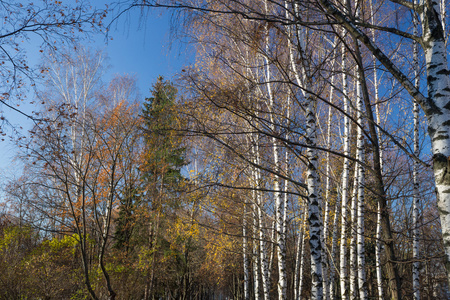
[243,202,250,300]
[306,88,324,300]
[339,31,351,300]
[262,1,287,296]
[356,70,368,300]
[349,166,358,300]
[412,2,421,297]
[294,206,306,300]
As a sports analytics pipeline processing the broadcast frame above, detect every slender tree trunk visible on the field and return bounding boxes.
[294,205,306,300]
[329,192,341,299]
[243,202,250,300]
[255,141,270,300]
[349,166,358,300]
[262,1,287,295]
[282,93,291,300]
[412,2,421,298]
[350,4,369,297]
[339,31,351,300]
[248,118,270,300]
[306,88,324,300]
[253,204,261,300]
[369,2,385,298]
[290,4,325,298]
[293,228,302,300]
[356,71,368,300]
[250,133,262,300]
[298,216,308,300]
[322,38,338,300]
[259,209,270,300]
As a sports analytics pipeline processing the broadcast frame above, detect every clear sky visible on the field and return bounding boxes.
[0,2,192,179]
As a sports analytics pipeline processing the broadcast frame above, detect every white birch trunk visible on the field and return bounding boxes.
[289,4,325,298]
[285,13,309,299]
[306,90,324,300]
[339,33,351,300]
[268,218,276,288]
[282,93,291,300]
[259,196,270,300]
[250,132,262,300]
[370,7,385,300]
[374,76,385,298]
[253,207,260,300]
[322,40,337,300]
[356,72,368,300]
[349,165,358,300]
[298,216,308,300]
[243,202,250,300]
[271,100,287,300]
[293,227,302,300]
[420,2,450,284]
[254,136,270,300]
[262,2,286,297]
[294,205,306,300]
[258,170,271,300]
[323,87,333,300]
[369,2,385,298]
[250,85,270,300]
[323,83,334,246]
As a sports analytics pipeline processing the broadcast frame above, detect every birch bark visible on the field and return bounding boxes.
[306,87,324,300]
[349,166,358,300]
[294,205,306,300]
[356,71,368,300]
[369,2,385,298]
[262,2,286,297]
[420,1,450,282]
[288,4,324,299]
[243,201,250,300]
[252,202,260,300]
[317,0,450,284]
[339,33,351,300]
[257,141,270,300]
[296,16,324,300]
[297,216,308,300]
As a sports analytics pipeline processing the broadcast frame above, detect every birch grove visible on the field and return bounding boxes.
[175,0,450,298]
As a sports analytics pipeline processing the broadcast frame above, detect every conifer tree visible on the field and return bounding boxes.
[140,76,187,299]
[142,76,186,193]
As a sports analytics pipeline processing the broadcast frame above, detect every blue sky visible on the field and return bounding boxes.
[0,2,192,177]
[99,6,193,93]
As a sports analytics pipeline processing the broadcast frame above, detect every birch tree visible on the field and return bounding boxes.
[315,0,450,285]
[117,0,450,297]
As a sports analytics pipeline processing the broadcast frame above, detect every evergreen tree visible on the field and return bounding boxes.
[142,75,186,195]
[141,76,188,300]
